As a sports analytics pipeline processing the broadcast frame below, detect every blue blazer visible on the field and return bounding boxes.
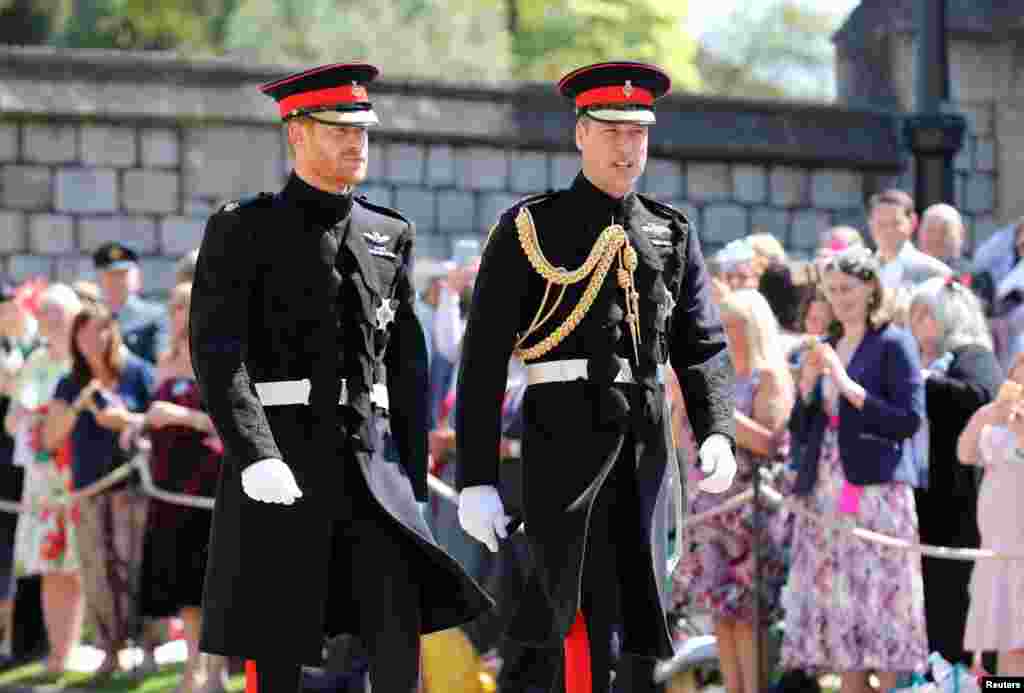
[789,324,925,495]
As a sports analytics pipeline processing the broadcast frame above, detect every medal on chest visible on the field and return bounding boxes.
[376,297,396,331]
[657,285,676,329]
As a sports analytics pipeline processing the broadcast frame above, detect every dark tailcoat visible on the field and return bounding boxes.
[455,172,735,659]
[190,173,492,665]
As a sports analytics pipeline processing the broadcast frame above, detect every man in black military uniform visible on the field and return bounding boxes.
[455,61,738,693]
[93,241,169,364]
[189,62,491,693]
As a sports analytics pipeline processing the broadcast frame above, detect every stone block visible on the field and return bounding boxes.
[7,255,53,282]
[2,165,51,210]
[23,124,76,164]
[183,126,283,201]
[28,214,74,254]
[160,216,206,256]
[641,158,683,199]
[686,163,730,202]
[55,168,117,213]
[55,256,96,286]
[140,129,179,168]
[78,215,158,254]
[413,232,450,260]
[790,209,831,250]
[437,190,476,235]
[386,143,425,185]
[769,166,809,207]
[138,257,179,293]
[954,137,973,172]
[702,204,748,244]
[959,103,993,137]
[455,147,508,191]
[478,193,519,234]
[975,137,996,172]
[185,197,216,217]
[733,165,768,204]
[965,173,995,213]
[394,187,436,233]
[550,153,579,187]
[357,184,392,207]
[830,208,868,232]
[426,145,455,186]
[750,207,789,239]
[0,212,26,253]
[122,169,179,213]
[81,126,136,167]
[509,151,549,194]
[0,124,16,162]
[811,168,863,209]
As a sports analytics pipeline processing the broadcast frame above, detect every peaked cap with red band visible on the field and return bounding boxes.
[558,60,670,125]
[260,62,380,127]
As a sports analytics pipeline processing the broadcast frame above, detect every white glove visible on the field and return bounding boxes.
[457,485,510,553]
[241,458,303,505]
[697,434,737,494]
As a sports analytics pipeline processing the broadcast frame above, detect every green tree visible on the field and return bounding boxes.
[225,0,511,82]
[58,0,237,52]
[507,0,700,91]
[696,0,839,100]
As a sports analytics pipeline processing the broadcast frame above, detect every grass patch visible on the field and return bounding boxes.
[0,661,246,692]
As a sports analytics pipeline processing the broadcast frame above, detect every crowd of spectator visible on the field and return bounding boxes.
[2,185,1024,692]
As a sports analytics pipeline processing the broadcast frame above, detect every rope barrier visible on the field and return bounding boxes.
[6,446,1024,562]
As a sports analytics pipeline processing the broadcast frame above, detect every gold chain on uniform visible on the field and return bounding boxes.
[512,206,641,362]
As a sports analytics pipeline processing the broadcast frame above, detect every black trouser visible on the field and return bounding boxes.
[255,468,422,693]
[546,448,664,693]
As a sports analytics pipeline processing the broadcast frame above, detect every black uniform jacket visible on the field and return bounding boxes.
[455,172,735,657]
[190,173,492,664]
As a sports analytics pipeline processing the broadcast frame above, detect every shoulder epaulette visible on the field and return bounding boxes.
[354,194,411,225]
[220,192,273,213]
[484,190,561,249]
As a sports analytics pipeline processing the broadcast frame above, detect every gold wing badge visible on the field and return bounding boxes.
[512,207,640,363]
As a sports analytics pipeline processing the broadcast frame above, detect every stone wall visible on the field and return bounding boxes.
[0,43,941,297]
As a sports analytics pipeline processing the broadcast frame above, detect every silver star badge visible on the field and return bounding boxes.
[375,298,396,330]
[658,286,676,324]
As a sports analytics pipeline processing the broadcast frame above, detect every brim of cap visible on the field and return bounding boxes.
[99,261,136,271]
[308,110,380,127]
[581,107,655,124]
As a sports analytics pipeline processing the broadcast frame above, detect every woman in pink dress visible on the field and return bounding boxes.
[956,353,1024,677]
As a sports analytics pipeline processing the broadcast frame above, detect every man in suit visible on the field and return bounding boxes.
[454,61,737,693]
[93,242,169,365]
[189,62,491,693]
[870,189,952,291]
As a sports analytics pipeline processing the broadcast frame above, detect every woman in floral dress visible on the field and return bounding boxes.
[4,284,83,674]
[783,248,928,693]
[673,289,793,693]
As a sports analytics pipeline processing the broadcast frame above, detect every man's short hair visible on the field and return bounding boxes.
[869,189,916,219]
[921,203,965,241]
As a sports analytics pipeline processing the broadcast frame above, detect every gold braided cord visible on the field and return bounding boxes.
[512,205,634,361]
[514,207,616,285]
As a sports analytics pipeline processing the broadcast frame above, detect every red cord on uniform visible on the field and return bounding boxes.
[245,660,258,693]
[564,610,592,693]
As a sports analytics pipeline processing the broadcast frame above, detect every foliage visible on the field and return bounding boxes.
[0,660,245,692]
[695,0,839,100]
[508,0,700,90]
[0,0,66,45]
[224,0,512,82]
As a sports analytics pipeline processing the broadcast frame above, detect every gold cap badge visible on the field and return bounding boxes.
[109,246,123,260]
[623,80,634,98]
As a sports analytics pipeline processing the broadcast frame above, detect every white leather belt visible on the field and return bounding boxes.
[254,379,389,411]
[525,357,665,387]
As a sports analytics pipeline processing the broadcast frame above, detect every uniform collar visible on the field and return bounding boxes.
[282,171,354,227]
[570,171,635,221]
